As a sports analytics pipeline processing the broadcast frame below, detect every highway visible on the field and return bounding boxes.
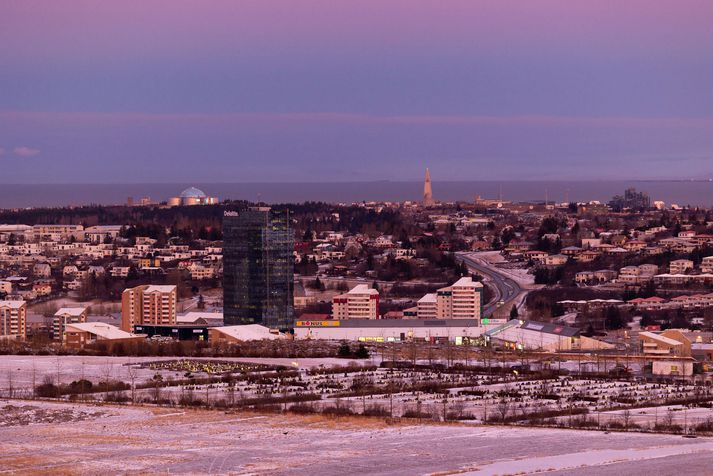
[456,252,523,317]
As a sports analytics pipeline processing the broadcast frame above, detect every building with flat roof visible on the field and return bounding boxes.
[64,322,145,349]
[31,224,84,242]
[332,284,380,320]
[436,277,483,322]
[133,323,209,341]
[53,307,88,341]
[0,300,26,339]
[121,285,177,332]
[208,325,284,343]
[294,318,483,343]
[223,208,294,329]
[417,293,437,319]
[484,319,614,352]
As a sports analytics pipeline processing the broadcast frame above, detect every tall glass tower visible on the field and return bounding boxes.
[223,207,294,329]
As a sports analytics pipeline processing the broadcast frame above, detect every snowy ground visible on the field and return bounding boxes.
[2,355,711,430]
[0,355,375,393]
[1,399,712,475]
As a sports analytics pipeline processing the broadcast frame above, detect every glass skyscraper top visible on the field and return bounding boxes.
[223,207,294,329]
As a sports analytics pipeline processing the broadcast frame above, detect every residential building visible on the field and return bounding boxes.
[33,263,52,278]
[669,259,694,275]
[702,256,713,274]
[32,224,84,242]
[84,225,123,243]
[332,284,380,320]
[544,254,568,266]
[436,277,483,321]
[0,281,13,295]
[53,307,88,341]
[223,208,294,329]
[121,285,177,332]
[0,300,27,339]
[417,293,437,319]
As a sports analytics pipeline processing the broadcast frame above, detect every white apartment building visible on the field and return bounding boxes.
[0,300,27,339]
[436,277,483,321]
[332,284,380,319]
[53,307,88,341]
[417,293,438,319]
[188,264,215,280]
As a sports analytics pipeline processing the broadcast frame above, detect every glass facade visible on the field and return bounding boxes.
[223,207,294,329]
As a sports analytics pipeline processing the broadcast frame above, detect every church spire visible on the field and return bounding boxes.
[423,168,434,207]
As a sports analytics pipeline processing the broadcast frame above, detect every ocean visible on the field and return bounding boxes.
[1,180,713,209]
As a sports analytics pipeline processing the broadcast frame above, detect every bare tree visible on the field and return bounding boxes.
[451,400,466,420]
[152,373,163,403]
[101,361,114,402]
[6,370,14,398]
[126,362,138,404]
[55,357,62,399]
[205,381,211,408]
[664,408,675,429]
[226,374,236,408]
[496,396,510,423]
[622,409,632,430]
[31,361,36,399]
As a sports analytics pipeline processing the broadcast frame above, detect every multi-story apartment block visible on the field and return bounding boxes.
[332,284,380,319]
[53,307,88,341]
[702,256,713,274]
[32,224,84,242]
[121,285,177,332]
[669,259,694,275]
[416,293,437,319]
[0,300,27,339]
[436,277,483,321]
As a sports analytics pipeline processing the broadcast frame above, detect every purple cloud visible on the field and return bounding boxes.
[13,146,40,157]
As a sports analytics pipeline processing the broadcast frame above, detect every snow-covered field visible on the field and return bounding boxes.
[1,399,712,475]
[0,355,374,393]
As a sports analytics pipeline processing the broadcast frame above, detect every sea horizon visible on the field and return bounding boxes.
[2,179,713,209]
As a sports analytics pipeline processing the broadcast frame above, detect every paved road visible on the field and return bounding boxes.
[456,252,523,316]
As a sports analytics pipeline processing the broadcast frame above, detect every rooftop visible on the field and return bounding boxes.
[144,285,177,294]
[212,324,283,341]
[54,307,87,317]
[65,322,138,340]
[0,300,26,309]
[179,187,207,199]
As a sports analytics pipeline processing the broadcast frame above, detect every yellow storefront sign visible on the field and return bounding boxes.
[295,320,341,327]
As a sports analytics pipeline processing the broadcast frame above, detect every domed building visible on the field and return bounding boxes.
[168,187,218,207]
